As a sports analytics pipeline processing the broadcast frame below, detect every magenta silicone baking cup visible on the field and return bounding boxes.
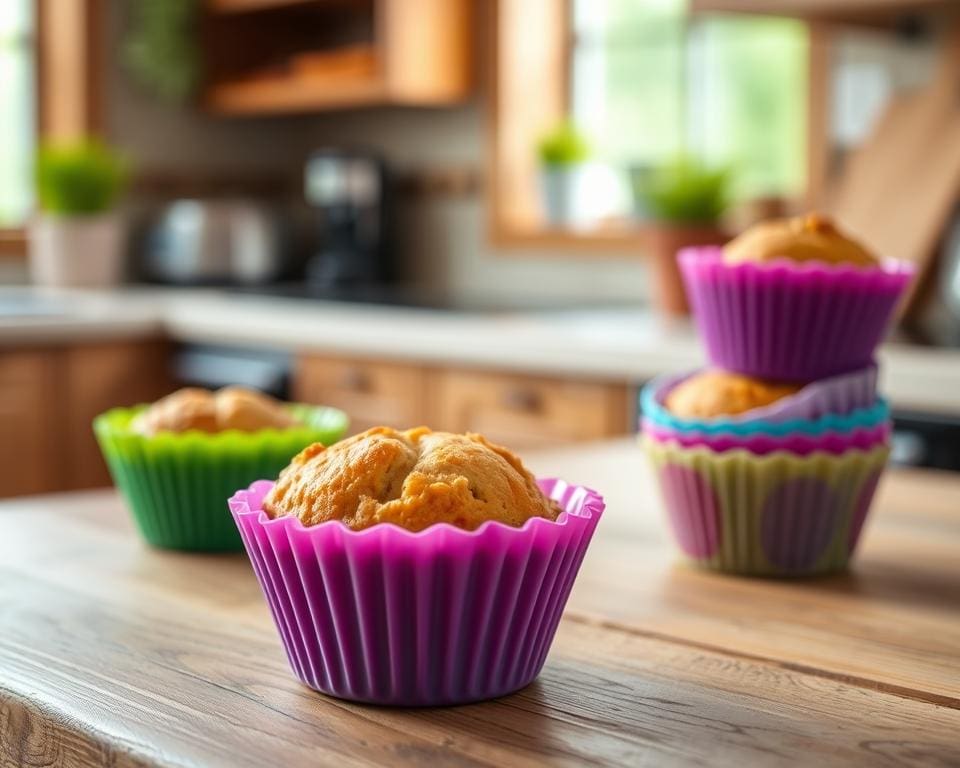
[643,418,891,456]
[230,477,604,707]
[678,247,914,381]
[650,365,878,426]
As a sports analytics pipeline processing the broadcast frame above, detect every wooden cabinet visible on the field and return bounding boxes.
[295,353,632,447]
[61,340,172,490]
[294,355,429,434]
[431,369,630,449]
[0,340,171,498]
[0,351,61,497]
[204,0,472,115]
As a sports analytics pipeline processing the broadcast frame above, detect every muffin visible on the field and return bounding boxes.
[664,370,801,419]
[94,387,348,551]
[132,386,301,435]
[264,426,560,531]
[678,213,914,381]
[723,214,877,268]
[229,427,605,706]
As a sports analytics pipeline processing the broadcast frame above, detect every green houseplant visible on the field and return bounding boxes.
[30,141,130,287]
[537,121,590,227]
[635,155,732,315]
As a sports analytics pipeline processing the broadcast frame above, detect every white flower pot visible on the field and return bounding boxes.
[539,166,581,227]
[29,213,126,288]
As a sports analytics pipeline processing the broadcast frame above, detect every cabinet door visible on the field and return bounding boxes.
[0,351,60,497]
[294,355,427,435]
[62,340,171,489]
[431,369,630,449]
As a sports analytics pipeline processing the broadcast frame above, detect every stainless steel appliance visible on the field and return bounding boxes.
[142,199,290,285]
[304,150,393,287]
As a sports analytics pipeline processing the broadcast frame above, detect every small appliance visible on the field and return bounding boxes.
[303,150,393,287]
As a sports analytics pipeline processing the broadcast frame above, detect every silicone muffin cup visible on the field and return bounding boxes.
[95,404,349,552]
[645,366,878,428]
[229,477,605,706]
[642,377,889,438]
[644,438,889,576]
[678,247,914,381]
[643,419,891,456]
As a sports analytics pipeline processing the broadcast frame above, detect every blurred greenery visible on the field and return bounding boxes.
[36,142,129,216]
[572,0,806,201]
[0,0,34,226]
[124,0,201,103]
[538,121,591,167]
[636,155,731,224]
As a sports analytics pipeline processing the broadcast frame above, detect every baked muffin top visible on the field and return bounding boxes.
[132,386,301,436]
[723,214,878,268]
[664,370,802,419]
[263,426,561,532]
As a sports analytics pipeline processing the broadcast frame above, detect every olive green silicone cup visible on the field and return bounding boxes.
[644,437,890,576]
[94,404,349,552]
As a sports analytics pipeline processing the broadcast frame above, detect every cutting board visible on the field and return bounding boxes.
[830,24,960,312]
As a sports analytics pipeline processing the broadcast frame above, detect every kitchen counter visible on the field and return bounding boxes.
[3,286,960,413]
[1,439,958,767]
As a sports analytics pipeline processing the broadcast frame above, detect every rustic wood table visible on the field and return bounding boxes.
[1,439,958,767]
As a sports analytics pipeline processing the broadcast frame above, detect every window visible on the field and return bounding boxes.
[571,0,807,205]
[0,0,34,229]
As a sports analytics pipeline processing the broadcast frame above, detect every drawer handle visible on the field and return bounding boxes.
[503,387,543,413]
[340,368,372,392]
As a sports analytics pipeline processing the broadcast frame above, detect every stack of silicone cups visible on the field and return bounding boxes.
[641,246,914,577]
[643,371,890,576]
[95,404,349,552]
[229,477,605,706]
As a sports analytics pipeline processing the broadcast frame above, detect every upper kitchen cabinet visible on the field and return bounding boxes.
[203,0,473,115]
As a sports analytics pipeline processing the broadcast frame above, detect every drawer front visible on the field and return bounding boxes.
[431,369,629,449]
[294,355,428,435]
[0,351,60,497]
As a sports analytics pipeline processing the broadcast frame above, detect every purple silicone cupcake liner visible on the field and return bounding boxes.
[230,477,604,707]
[651,365,878,425]
[643,419,890,456]
[679,247,914,381]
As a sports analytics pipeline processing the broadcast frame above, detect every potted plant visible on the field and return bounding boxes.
[30,141,129,288]
[635,155,731,315]
[537,121,590,227]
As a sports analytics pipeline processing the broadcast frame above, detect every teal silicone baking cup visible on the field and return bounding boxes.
[94,404,349,552]
[644,437,889,576]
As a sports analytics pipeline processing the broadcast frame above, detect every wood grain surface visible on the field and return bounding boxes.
[1,440,959,768]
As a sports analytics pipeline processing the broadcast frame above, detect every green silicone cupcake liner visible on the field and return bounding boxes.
[644,438,889,576]
[94,404,349,552]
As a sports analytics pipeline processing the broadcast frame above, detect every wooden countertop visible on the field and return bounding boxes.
[1,440,958,767]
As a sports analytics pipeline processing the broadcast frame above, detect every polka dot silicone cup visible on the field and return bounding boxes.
[643,438,889,576]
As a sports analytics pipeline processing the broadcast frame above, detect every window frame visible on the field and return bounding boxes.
[0,0,103,258]
[486,0,826,253]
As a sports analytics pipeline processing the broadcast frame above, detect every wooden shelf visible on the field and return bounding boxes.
[203,0,472,115]
[206,0,350,14]
[207,74,387,114]
[691,0,954,23]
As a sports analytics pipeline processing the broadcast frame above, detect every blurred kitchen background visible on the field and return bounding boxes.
[2,0,960,498]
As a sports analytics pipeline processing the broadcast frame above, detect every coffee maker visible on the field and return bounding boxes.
[303,150,393,288]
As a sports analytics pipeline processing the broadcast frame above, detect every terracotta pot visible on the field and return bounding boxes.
[29,213,125,288]
[647,225,726,316]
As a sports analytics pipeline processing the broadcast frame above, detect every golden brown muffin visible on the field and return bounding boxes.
[132,386,301,436]
[664,370,801,419]
[723,213,878,268]
[263,426,561,532]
